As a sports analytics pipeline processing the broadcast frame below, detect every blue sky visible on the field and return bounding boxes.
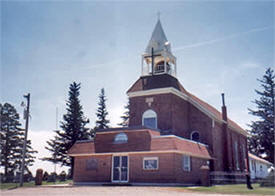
[1,1,274,173]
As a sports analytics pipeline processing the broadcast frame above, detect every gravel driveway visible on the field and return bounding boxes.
[1,186,248,196]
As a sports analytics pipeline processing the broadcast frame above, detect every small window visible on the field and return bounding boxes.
[234,141,240,170]
[142,109,157,129]
[191,131,200,142]
[114,133,128,144]
[260,165,263,171]
[143,157,158,170]
[182,155,191,171]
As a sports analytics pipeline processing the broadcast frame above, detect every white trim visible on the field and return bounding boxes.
[127,87,188,100]
[182,155,191,172]
[127,87,247,136]
[96,129,150,135]
[68,150,211,159]
[111,155,129,183]
[143,157,159,170]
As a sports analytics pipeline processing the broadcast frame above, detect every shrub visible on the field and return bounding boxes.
[260,170,275,187]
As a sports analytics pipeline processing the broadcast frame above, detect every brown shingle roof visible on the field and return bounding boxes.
[68,129,211,159]
[151,135,212,159]
[127,74,188,94]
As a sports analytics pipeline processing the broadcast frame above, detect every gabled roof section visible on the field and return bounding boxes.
[127,74,188,94]
[145,19,171,54]
[249,153,273,166]
[127,75,247,136]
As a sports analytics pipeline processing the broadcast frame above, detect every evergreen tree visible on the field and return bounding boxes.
[248,67,275,164]
[0,103,37,182]
[43,82,89,177]
[118,99,130,127]
[95,88,110,130]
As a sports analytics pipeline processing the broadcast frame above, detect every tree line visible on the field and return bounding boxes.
[42,82,130,178]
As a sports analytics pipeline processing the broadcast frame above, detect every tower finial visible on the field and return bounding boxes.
[157,11,160,20]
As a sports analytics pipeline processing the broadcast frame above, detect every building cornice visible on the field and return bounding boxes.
[68,150,212,160]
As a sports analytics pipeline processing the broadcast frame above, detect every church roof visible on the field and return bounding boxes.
[68,128,212,159]
[127,74,246,136]
[127,74,188,94]
[145,19,171,54]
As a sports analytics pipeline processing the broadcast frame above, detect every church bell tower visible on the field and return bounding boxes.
[127,18,184,134]
[141,19,177,77]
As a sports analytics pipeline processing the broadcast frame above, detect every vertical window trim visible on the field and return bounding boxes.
[182,155,191,172]
[234,141,240,170]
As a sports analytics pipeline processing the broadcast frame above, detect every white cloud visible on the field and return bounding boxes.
[241,62,260,69]
[28,130,69,175]
[174,26,273,51]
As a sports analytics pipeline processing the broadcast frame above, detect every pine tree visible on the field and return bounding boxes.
[0,103,37,182]
[43,82,90,177]
[95,88,110,130]
[118,99,130,127]
[248,67,275,164]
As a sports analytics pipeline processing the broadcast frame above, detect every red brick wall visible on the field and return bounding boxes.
[230,129,247,172]
[73,153,209,184]
[73,155,112,182]
[174,154,208,184]
[186,102,213,147]
[129,92,247,173]
[211,121,225,171]
[129,94,175,131]
[129,153,176,183]
[129,94,214,146]
[95,131,151,153]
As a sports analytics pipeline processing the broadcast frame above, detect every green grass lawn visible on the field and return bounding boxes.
[0,182,35,190]
[0,180,72,190]
[182,184,275,195]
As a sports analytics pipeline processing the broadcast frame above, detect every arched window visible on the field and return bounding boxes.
[142,109,157,129]
[114,133,128,144]
[190,131,200,142]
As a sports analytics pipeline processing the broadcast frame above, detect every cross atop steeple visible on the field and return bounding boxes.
[157,11,160,20]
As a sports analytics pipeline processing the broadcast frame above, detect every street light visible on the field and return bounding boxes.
[19,93,30,187]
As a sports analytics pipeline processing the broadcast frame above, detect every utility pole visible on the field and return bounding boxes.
[20,93,30,187]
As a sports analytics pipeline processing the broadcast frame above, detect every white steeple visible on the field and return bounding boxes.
[145,19,171,54]
[141,19,177,77]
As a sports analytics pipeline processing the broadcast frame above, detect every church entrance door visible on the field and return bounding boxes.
[112,155,129,183]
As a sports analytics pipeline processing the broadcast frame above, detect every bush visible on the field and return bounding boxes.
[59,171,66,182]
[47,172,57,182]
[260,170,275,187]
[43,171,49,181]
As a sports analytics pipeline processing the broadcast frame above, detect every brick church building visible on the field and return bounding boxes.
[68,19,249,185]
